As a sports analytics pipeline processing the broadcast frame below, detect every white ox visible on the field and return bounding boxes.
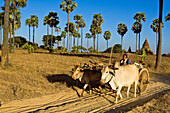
[100,62,139,103]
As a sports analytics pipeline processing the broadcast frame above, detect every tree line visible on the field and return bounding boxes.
[0,0,169,69]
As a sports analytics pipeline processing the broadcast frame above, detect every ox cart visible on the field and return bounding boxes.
[76,60,150,94]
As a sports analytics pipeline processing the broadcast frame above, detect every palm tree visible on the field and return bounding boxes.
[43,15,50,47]
[155,0,163,69]
[90,24,97,51]
[133,12,146,50]
[93,14,103,51]
[117,23,128,50]
[1,0,10,67]
[79,18,86,52]
[103,31,111,49]
[74,14,82,51]
[61,31,66,47]
[72,29,77,47]
[165,12,170,21]
[10,0,27,53]
[85,33,91,51]
[30,15,38,44]
[47,12,59,48]
[151,19,164,54]
[131,21,142,52]
[55,26,61,36]
[0,12,3,46]
[25,18,31,42]
[65,22,75,51]
[60,0,77,52]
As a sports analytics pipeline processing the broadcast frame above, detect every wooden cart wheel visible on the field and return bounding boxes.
[138,68,149,93]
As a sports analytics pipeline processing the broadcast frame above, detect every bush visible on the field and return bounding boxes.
[88,46,98,53]
[22,43,34,54]
[103,44,122,53]
[48,47,55,53]
[39,45,46,49]
[71,46,79,53]
[60,47,67,52]
[32,43,38,50]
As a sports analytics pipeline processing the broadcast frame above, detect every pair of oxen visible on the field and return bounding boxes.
[72,62,149,103]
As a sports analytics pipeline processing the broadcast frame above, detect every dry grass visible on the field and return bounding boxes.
[0,49,169,103]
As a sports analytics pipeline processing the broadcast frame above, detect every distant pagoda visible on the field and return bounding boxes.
[141,38,155,55]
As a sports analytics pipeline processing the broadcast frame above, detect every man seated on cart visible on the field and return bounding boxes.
[120,54,131,66]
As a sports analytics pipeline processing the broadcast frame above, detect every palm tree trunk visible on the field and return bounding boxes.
[67,12,69,52]
[13,17,15,53]
[121,35,123,51]
[77,29,79,52]
[73,37,75,47]
[93,36,95,51]
[51,27,53,48]
[81,28,83,53]
[107,40,108,49]
[29,25,30,42]
[87,38,88,52]
[136,33,138,53]
[139,33,140,51]
[47,25,49,47]
[156,32,158,55]
[156,0,163,69]
[77,37,79,52]
[1,0,9,67]
[0,26,2,45]
[33,26,35,43]
[97,33,98,52]
[9,22,12,53]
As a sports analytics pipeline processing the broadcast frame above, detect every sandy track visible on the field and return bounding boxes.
[0,81,169,113]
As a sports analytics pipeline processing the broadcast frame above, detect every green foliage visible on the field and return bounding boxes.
[117,23,128,37]
[9,36,27,47]
[60,47,67,52]
[0,44,2,50]
[78,46,87,51]
[88,46,98,53]
[61,31,66,38]
[103,44,122,53]
[59,0,77,13]
[103,31,111,41]
[71,46,79,53]
[133,12,146,22]
[113,44,122,53]
[65,22,75,33]
[131,22,142,34]
[42,35,57,47]
[30,15,39,28]
[165,12,170,21]
[39,45,46,49]
[47,12,59,28]
[22,43,34,54]
[151,18,164,33]
[48,47,56,53]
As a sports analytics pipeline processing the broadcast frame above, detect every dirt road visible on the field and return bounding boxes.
[0,73,169,113]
